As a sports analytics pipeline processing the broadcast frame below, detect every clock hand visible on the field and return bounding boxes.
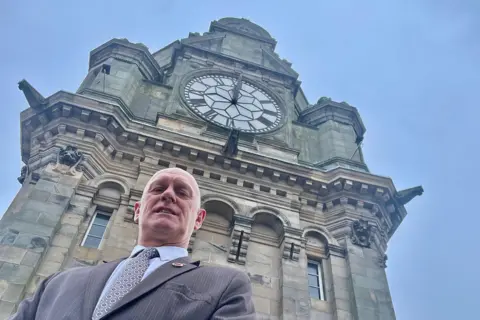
[231,74,243,103]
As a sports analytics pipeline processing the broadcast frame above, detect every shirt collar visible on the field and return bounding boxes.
[130,245,188,261]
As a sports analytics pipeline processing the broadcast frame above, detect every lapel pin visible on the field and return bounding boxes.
[172,262,185,268]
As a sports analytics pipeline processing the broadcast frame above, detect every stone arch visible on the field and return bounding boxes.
[302,226,338,246]
[248,206,291,228]
[250,211,285,243]
[201,194,240,216]
[87,174,130,195]
[202,199,236,230]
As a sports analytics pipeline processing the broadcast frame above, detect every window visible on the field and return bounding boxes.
[308,259,325,300]
[82,210,111,248]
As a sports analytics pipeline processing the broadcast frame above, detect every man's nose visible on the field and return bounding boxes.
[160,186,175,203]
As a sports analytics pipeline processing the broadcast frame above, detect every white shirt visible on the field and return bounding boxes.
[97,245,188,303]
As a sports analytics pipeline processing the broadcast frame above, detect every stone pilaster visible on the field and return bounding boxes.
[326,244,353,320]
[227,215,252,265]
[280,227,311,320]
[0,162,83,318]
[345,237,396,320]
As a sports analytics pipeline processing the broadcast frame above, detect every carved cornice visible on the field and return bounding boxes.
[18,89,412,241]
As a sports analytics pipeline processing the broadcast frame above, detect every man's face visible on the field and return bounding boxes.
[134,168,206,247]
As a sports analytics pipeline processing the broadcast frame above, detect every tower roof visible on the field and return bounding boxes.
[210,17,276,46]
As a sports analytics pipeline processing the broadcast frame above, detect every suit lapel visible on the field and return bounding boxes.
[101,256,200,319]
[84,258,125,319]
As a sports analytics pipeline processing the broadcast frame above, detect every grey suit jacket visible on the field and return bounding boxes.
[10,257,256,320]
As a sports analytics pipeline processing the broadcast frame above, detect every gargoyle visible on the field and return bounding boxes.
[394,186,424,206]
[18,79,47,110]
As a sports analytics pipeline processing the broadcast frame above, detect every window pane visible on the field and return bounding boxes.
[308,275,319,287]
[307,263,318,275]
[94,213,110,226]
[83,236,101,248]
[89,224,106,238]
[309,286,320,299]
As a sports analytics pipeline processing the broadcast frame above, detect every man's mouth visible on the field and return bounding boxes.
[157,208,175,215]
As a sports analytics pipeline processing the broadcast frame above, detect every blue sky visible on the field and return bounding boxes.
[1,1,478,319]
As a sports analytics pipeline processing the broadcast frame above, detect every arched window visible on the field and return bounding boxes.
[81,181,124,249]
[304,230,329,301]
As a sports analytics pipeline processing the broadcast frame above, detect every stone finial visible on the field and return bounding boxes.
[17,165,29,184]
[350,219,373,248]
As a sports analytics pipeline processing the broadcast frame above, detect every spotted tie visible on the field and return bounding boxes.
[92,248,159,320]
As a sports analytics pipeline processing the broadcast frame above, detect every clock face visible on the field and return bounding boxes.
[183,74,283,133]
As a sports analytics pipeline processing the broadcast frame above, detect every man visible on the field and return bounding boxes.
[11,168,256,319]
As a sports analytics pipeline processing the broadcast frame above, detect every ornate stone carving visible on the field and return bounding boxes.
[222,129,240,157]
[378,254,388,268]
[394,186,424,206]
[317,96,332,104]
[58,146,83,168]
[350,219,373,248]
[52,146,84,175]
[17,165,29,184]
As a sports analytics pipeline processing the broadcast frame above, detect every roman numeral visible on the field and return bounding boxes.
[190,98,206,105]
[204,109,216,119]
[257,116,273,127]
[263,109,277,116]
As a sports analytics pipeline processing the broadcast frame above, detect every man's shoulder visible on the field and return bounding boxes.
[195,263,250,281]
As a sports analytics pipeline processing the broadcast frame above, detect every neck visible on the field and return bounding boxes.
[137,239,188,249]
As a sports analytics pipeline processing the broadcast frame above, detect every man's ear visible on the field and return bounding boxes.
[193,208,206,230]
[133,202,141,224]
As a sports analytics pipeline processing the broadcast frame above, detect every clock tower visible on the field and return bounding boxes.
[0,17,422,319]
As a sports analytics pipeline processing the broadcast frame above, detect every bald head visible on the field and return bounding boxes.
[142,167,201,211]
[135,167,206,248]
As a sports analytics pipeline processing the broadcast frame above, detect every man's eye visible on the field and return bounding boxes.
[178,189,189,196]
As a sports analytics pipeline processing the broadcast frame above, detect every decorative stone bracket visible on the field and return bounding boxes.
[282,227,303,261]
[350,219,373,248]
[227,215,252,265]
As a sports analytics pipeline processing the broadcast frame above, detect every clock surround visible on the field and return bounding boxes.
[181,71,284,133]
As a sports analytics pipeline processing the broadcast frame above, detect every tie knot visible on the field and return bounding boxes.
[139,247,159,259]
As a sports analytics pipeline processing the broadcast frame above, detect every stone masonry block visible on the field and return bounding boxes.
[36,261,62,277]
[0,263,34,285]
[2,283,24,303]
[21,251,41,267]
[0,300,15,319]
[15,210,40,224]
[44,247,68,264]
[63,212,85,226]
[252,295,271,314]
[9,221,55,238]
[22,201,64,217]
[51,234,73,249]
[336,309,353,320]
[37,213,60,228]
[48,194,70,206]
[28,190,51,202]
[0,246,27,264]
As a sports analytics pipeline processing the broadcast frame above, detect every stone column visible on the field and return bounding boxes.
[0,161,83,318]
[345,219,395,320]
[280,227,311,320]
[227,215,252,265]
